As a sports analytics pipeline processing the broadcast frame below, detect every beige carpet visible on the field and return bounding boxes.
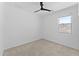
[3,39,79,56]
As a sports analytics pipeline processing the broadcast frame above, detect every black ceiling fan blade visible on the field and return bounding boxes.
[42,8,51,12]
[34,9,41,12]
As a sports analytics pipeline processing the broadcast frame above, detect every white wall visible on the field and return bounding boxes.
[36,12,51,39]
[3,3,40,49]
[43,4,79,49]
[0,2,4,55]
[78,3,79,16]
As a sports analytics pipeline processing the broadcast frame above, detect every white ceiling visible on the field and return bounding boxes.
[8,2,77,12]
[44,2,77,11]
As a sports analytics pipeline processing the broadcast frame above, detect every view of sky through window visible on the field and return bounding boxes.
[59,16,71,24]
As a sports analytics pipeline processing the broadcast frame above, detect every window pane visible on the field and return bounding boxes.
[58,16,72,33]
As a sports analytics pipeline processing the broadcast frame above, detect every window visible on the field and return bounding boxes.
[58,16,72,33]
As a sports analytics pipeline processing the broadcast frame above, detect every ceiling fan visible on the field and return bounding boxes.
[34,2,52,12]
